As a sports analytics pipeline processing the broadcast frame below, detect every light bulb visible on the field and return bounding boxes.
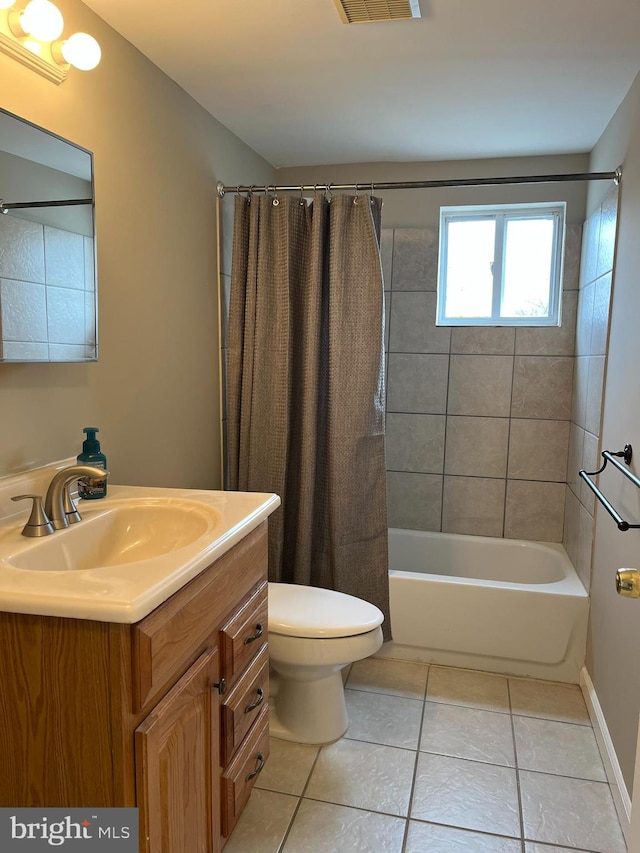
[0,0,17,10]
[60,32,101,70]
[20,0,64,41]
[23,36,43,55]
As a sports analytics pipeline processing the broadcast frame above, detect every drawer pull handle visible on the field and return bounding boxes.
[245,752,265,782]
[214,678,227,695]
[245,688,264,714]
[243,623,264,645]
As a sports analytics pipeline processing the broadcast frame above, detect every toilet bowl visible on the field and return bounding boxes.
[267,582,384,744]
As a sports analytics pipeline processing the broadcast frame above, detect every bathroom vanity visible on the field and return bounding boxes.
[0,467,279,853]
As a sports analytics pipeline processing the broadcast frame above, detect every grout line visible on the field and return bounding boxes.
[385,409,569,420]
[422,666,430,702]
[507,679,527,850]
[386,470,567,484]
[423,696,511,716]
[502,348,518,537]
[400,664,430,852]
[275,744,324,852]
[510,710,592,728]
[343,685,426,703]
[341,734,421,754]
[410,818,528,846]
[296,743,323,799]
[300,793,410,823]
[512,766,611,785]
[387,349,574,359]
[439,336,451,533]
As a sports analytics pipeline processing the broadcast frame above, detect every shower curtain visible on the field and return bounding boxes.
[227,191,391,638]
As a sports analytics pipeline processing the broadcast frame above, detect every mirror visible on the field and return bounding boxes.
[0,108,96,362]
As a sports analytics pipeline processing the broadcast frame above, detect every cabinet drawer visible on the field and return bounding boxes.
[221,706,270,838]
[221,645,269,765]
[219,582,268,685]
[131,524,267,712]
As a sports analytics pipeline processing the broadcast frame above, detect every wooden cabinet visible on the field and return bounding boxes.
[135,648,221,853]
[0,522,270,853]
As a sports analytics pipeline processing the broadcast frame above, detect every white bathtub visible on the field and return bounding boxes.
[376,528,589,682]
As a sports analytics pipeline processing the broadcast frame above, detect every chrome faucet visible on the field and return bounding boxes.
[44,465,110,530]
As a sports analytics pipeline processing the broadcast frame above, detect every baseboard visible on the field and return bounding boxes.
[580,666,632,844]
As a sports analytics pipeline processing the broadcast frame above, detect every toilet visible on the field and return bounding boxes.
[267,582,384,744]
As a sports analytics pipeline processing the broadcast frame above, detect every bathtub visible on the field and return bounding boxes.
[376,528,589,682]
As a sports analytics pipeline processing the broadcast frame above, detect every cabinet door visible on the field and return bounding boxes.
[135,647,221,853]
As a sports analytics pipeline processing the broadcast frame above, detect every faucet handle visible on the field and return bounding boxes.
[11,494,55,538]
[63,484,82,525]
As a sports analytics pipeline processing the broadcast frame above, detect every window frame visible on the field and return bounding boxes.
[436,201,566,327]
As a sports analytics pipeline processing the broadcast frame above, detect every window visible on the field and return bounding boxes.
[436,202,566,326]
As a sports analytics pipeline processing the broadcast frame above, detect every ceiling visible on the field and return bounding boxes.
[82,0,640,168]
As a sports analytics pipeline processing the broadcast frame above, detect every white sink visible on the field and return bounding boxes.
[7,498,220,572]
[0,480,280,623]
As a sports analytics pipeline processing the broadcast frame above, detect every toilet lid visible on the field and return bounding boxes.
[268,582,384,639]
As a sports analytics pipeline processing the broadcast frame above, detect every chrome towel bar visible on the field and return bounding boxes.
[579,445,640,532]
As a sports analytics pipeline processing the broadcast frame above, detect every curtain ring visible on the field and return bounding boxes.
[370,182,375,204]
[325,183,333,201]
[353,184,360,205]
[299,186,306,206]
[247,185,255,203]
[265,185,279,206]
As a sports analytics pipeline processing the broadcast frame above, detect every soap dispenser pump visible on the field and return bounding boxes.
[77,427,107,499]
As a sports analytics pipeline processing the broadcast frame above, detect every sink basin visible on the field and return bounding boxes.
[7,498,220,572]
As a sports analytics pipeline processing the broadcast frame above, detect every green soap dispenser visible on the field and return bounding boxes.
[77,427,107,499]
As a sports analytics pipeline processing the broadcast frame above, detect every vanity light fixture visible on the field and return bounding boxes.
[0,0,101,84]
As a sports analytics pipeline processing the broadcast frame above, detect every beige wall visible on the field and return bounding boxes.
[0,0,274,486]
[586,71,640,794]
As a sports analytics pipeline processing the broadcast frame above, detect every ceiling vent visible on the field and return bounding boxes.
[333,0,421,24]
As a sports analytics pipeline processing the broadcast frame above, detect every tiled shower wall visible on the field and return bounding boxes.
[563,187,618,590]
[0,215,96,361]
[383,224,583,542]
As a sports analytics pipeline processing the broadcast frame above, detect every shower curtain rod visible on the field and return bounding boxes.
[216,168,621,197]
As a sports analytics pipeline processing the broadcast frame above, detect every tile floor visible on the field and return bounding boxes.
[225,659,627,853]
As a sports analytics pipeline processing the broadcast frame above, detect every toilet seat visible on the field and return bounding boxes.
[268,582,384,639]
